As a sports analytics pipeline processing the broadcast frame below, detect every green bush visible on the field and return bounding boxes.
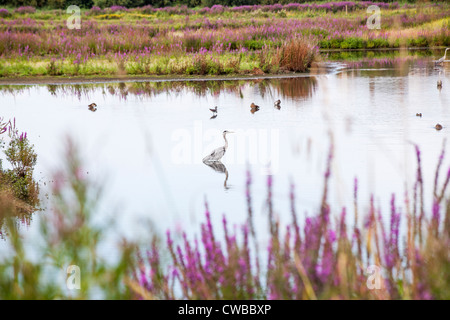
[0,118,38,205]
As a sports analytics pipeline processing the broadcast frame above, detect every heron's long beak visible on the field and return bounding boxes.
[228,131,235,133]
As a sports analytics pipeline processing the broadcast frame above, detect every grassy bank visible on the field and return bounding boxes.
[0,2,449,78]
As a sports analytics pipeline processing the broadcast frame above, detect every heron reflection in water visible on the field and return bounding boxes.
[203,160,230,189]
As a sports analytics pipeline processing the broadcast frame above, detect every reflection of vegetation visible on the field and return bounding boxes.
[258,77,317,101]
[0,77,318,102]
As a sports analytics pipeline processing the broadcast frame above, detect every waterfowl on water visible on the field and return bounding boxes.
[274,99,281,109]
[416,113,422,117]
[437,71,443,89]
[88,103,97,112]
[209,106,218,114]
[435,48,449,66]
[250,103,260,114]
[202,130,234,162]
[435,124,443,130]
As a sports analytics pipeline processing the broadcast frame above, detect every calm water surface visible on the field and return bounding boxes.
[0,57,449,248]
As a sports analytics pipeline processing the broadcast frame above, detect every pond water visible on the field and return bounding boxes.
[0,53,449,249]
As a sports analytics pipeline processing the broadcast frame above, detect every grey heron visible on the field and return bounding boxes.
[435,124,443,130]
[435,48,449,65]
[202,130,234,162]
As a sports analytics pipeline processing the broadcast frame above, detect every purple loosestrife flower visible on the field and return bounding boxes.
[383,194,401,271]
[15,6,36,14]
[0,8,10,18]
[316,229,336,284]
[19,132,27,142]
[431,201,440,234]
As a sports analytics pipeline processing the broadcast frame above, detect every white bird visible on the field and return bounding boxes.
[202,130,234,162]
[435,48,449,65]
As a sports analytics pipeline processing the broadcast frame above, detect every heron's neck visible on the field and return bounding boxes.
[445,49,449,59]
[223,133,228,149]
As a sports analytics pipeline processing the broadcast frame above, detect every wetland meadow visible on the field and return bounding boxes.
[0,1,449,301]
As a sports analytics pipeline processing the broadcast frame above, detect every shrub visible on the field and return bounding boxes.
[0,8,11,18]
[275,38,317,72]
[14,6,36,14]
[0,118,38,205]
[88,6,104,16]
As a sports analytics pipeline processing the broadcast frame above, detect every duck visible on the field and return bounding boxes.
[88,103,97,112]
[416,113,422,117]
[209,106,218,114]
[250,103,260,114]
[437,71,443,89]
[274,99,281,109]
[435,123,443,130]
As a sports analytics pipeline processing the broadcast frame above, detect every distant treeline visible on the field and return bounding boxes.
[0,0,443,10]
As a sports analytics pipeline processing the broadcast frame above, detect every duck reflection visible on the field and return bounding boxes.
[203,160,230,190]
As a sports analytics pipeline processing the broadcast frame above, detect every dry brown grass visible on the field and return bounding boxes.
[274,37,317,72]
[0,189,35,216]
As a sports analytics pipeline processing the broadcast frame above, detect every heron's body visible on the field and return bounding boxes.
[203,130,234,162]
[435,124,443,130]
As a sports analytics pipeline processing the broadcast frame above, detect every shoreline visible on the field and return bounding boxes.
[0,72,322,85]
